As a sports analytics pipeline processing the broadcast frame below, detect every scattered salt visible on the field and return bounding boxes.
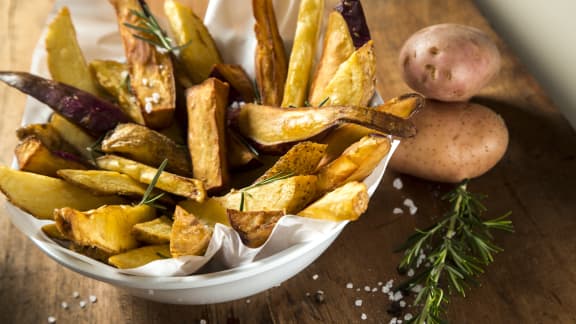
[312,274,319,280]
[364,286,371,292]
[407,269,415,277]
[89,295,97,303]
[399,300,407,308]
[142,78,148,87]
[403,198,418,215]
[355,299,363,307]
[245,299,251,304]
[72,291,79,299]
[151,92,161,103]
[361,313,367,320]
[382,286,390,293]
[389,317,398,324]
[61,302,68,309]
[404,313,413,321]
[389,291,403,302]
[393,208,404,215]
[346,283,354,289]
[48,316,56,323]
[411,284,423,293]
[306,292,311,297]
[145,102,153,113]
[79,300,87,308]
[377,281,383,286]
[393,178,403,190]
[199,320,207,324]
[372,288,378,292]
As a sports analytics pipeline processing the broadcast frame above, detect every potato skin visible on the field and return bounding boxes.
[389,100,508,183]
[399,24,501,102]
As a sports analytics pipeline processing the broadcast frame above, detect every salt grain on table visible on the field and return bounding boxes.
[393,208,404,215]
[355,299,363,307]
[393,178,403,190]
[48,316,56,323]
[346,283,354,289]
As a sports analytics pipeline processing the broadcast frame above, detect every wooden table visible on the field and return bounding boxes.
[1,0,575,323]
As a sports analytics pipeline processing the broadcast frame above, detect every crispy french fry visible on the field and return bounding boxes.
[170,205,213,257]
[228,209,284,248]
[109,244,171,269]
[308,11,355,106]
[186,78,230,193]
[15,136,88,177]
[110,0,176,129]
[316,135,391,194]
[253,0,288,106]
[96,155,206,202]
[319,40,376,107]
[297,181,369,221]
[256,141,326,182]
[281,0,324,108]
[89,60,146,125]
[41,223,69,241]
[227,129,261,171]
[0,166,127,220]
[45,7,102,96]
[210,63,255,104]
[164,0,222,84]
[54,204,156,255]
[16,123,77,153]
[132,216,173,245]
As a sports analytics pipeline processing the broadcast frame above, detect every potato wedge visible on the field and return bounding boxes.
[110,0,176,129]
[57,169,173,204]
[281,0,324,107]
[96,155,206,202]
[253,0,288,106]
[164,0,222,84]
[297,181,369,221]
[16,123,77,153]
[256,141,326,182]
[15,137,88,177]
[45,7,102,96]
[308,11,355,107]
[41,223,69,241]
[109,244,171,269]
[0,166,126,219]
[132,216,173,245]
[89,59,145,125]
[101,123,192,176]
[48,114,96,161]
[316,135,391,194]
[228,209,284,248]
[210,63,255,104]
[319,40,376,107]
[319,93,424,166]
[54,204,156,255]
[227,129,261,171]
[186,78,230,193]
[170,205,213,257]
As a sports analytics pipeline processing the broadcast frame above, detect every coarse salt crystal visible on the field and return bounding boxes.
[61,302,68,309]
[152,92,160,103]
[142,78,148,86]
[145,102,153,113]
[399,300,407,308]
[245,299,251,304]
[404,313,413,321]
[389,317,397,324]
[306,292,310,297]
[72,291,79,299]
[361,313,367,320]
[48,316,56,323]
[378,281,383,286]
[403,198,418,215]
[89,295,97,303]
[393,178,403,190]
[411,284,423,293]
[372,288,378,292]
[364,286,371,292]
[200,320,207,324]
[355,299,363,307]
[346,283,354,289]
[393,208,404,215]
[407,269,415,277]
[382,285,390,293]
[79,300,87,308]
[312,274,319,280]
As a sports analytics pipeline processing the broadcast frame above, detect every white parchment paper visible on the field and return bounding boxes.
[9,0,398,277]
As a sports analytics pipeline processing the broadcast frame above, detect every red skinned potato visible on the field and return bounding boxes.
[399,24,501,102]
[389,100,508,183]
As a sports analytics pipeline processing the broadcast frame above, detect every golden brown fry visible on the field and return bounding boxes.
[256,141,326,182]
[41,223,69,241]
[164,0,222,84]
[210,63,255,103]
[132,216,173,245]
[109,244,171,269]
[15,136,88,177]
[227,129,261,171]
[54,204,156,255]
[48,114,96,161]
[281,0,324,107]
[101,123,192,176]
[308,11,355,106]
[0,165,127,220]
[45,7,102,96]
[89,60,146,125]
[319,40,376,107]
[319,93,424,166]
[110,0,176,129]
[253,0,288,106]
[316,135,391,194]
[96,155,206,202]
[186,78,230,193]
[170,205,213,257]
[297,181,369,222]
[228,209,284,248]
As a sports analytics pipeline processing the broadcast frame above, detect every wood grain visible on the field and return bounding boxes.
[1,0,576,323]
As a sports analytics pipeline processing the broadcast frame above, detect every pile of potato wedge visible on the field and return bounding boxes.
[0,0,421,270]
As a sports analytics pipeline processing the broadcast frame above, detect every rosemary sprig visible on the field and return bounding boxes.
[395,180,513,323]
[138,158,168,210]
[238,171,295,211]
[124,0,190,54]
[86,135,106,164]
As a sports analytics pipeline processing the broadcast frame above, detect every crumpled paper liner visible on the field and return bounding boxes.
[9,0,398,277]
